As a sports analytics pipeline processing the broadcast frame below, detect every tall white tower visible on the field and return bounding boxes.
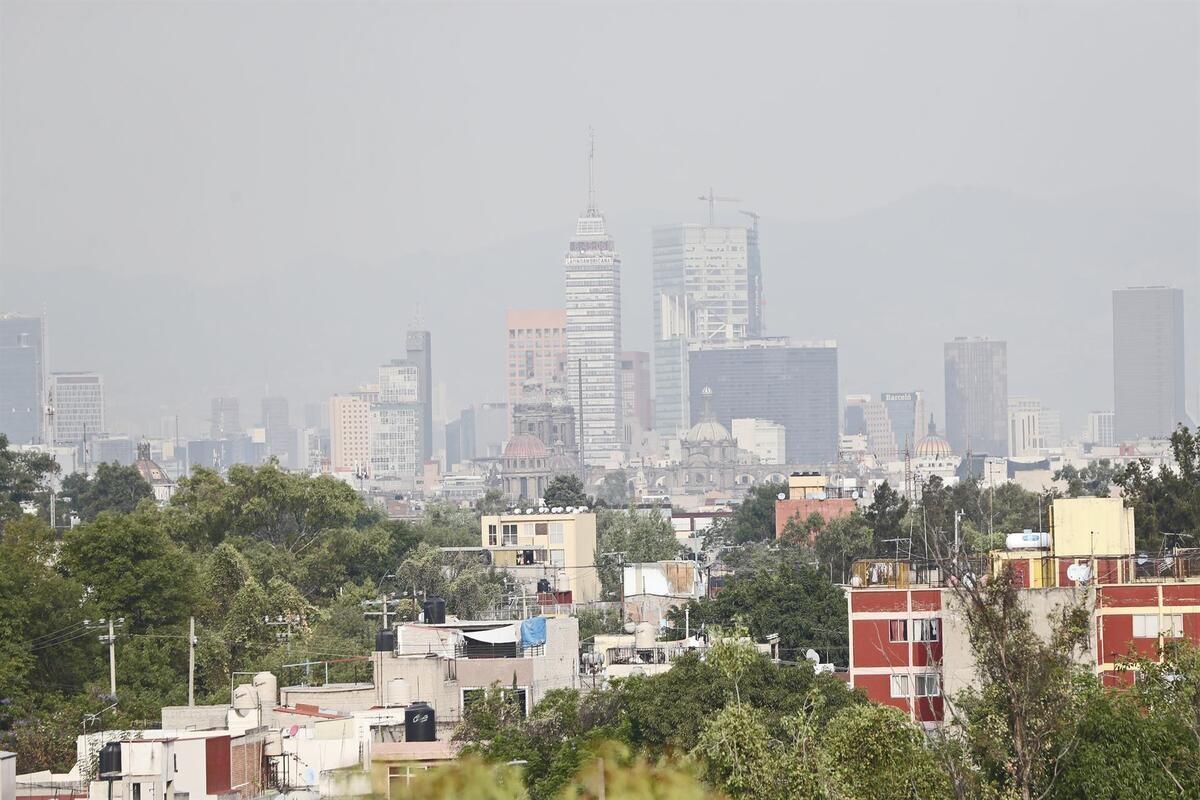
[565,132,623,467]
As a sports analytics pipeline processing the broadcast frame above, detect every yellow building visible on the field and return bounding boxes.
[1050,497,1136,557]
[480,509,601,604]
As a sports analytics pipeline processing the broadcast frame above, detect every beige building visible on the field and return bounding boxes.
[329,394,371,476]
[480,509,601,605]
[506,309,567,433]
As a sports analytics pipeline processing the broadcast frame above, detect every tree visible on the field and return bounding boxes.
[595,510,680,596]
[476,489,508,516]
[819,704,951,800]
[780,511,825,546]
[544,474,588,508]
[664,561,847,660]
[395,542,504,618]
[0,434,58,522]
[1115,426,1200,552]
[866,481,909,547]
[727,482,788,544]
[813,512,873,582]
[61,463,153,522]
[595,470,629,508]
[60,508,199,632]
[1053,459,1116,498]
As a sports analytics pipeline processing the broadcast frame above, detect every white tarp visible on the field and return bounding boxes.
[461,624,519,644]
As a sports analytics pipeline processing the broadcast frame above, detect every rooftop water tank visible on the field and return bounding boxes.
[634,621,655,650]
[252,671,278,709]
[423,597,446,625]
[405,701,436,742]
[1005,530,1050,550]
[375,628,396,652]
[98,741,122,780]
[388,677,411,708]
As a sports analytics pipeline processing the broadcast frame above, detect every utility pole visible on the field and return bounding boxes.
[188,616,196,707]
[86,618,124,698]
[362,594,402,630]
[264,616,294,655]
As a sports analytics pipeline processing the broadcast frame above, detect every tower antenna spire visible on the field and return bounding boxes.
[586,127,597,213]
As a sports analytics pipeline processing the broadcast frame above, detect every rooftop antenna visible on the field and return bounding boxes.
[698,188,740,226]
[586,127,597,214]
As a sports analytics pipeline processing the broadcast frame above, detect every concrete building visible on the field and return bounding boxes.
[620,351,652,445]
[371,360,422,479]
[944,337,1008,456]
[688,338,839,464]
[651,223,763,436]
[1113,286,1188,441]
[1085,411,1115,447]
[844,395,897,462]
[133,442,177,504]
[406,330,434,463]
[1007,397,1044,458]
[0,314,45,445]
[480,509,601,605]
[1039,407,1062,449]
[844,496,1192,726]
[881,391,926,455]
[92,435,135,466]
[774,471,858,540]
[731,418,785,465]
[50,372,104,448]
[565,161,623,466]
[505,309,567,432]
[329,394,371,476]
[499,434,552,501]
[209,397,241,440]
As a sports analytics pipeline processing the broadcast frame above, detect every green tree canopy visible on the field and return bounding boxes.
[61,463,153,522]
[543,474,589,508]
[595,510,681,596]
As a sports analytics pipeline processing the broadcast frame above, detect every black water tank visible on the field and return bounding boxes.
[422,596,446,624]
[375,628,396,652]
[405,701,436,742]
[99,741,122,779]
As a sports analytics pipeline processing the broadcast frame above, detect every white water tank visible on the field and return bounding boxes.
[232,684,257,710]
[634,622,655,650]
[253,671,278,709]
[387,677,411,708]
[1005,530,1050,550]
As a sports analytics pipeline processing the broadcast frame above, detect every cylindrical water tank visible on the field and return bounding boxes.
[404,701,436,742]
[1005,531,1050,550]
[253,671,278,709]
[634,621,655,650]
[387,677,411,708]
[375,629,396,652]
[232,684,257,710]
[98,741,122,779]
[423,597,446,624]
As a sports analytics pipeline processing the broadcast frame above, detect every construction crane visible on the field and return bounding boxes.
[738,208,760,234]
[698,188,740,226]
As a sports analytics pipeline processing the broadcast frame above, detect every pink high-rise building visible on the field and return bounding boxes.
[506,309,567,432]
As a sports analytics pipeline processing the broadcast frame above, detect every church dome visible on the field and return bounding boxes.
[915,415,954,459]
[682,387,733,444]
[503,433,548,460]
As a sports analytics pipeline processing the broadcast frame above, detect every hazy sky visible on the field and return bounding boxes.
[2,1,1197,436]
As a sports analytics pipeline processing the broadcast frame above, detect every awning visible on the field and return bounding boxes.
[461,624,519,644]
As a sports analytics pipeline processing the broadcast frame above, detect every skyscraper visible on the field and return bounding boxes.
[881,391,926,455]
[1113,287,1187,441]
[50,372,104,447]
[506,309,567,431]
[370,359,422,478]
[329,394,371,475]
[210,397,241,440]
[565,142,622,466]
[0,314,45,444]
[688,338,839,464]
[944,337,1008,456]
[652,222,762,435]
[406,330,433,463]
[620,351,652,442]
[261,396,293,464]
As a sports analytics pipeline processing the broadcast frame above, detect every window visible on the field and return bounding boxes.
[488,524,498,546]
[888,619,908,642]
[535,522,549,536]
[890,674,909,698]
[501,523,518,546]
[549,522,564,545]
[915,673,940,697]
[1134,614,1183,638]
[550,549,565,567]
[912,619,940,642]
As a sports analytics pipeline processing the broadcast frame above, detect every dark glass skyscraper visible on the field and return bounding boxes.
[687,338,838,464]
[0,315,45,445]
[944,337,1008,456]
[1113,287,1187,441]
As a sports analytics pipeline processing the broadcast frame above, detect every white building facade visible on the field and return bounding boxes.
[370,360,422,479]
[731,418,785,464]
[50,371,104,446]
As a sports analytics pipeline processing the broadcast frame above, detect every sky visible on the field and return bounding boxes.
[1,1,1197,437]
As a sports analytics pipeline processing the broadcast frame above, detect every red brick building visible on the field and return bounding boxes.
[774,472,858,540]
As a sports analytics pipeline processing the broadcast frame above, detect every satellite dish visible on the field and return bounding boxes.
[1066,563,1092,583]
[805,648,820,664]
[777,492,786,500]
[303,767,317,784]
[623,622,636,634]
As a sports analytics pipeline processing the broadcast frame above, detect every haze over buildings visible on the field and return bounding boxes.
[1113,286,1189,441]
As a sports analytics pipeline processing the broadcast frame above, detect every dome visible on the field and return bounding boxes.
[503,433,548,460]
[915,415,954,459]
[682,386,733,444]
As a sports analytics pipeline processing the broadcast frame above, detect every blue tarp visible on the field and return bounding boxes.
[520,616,547,648]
